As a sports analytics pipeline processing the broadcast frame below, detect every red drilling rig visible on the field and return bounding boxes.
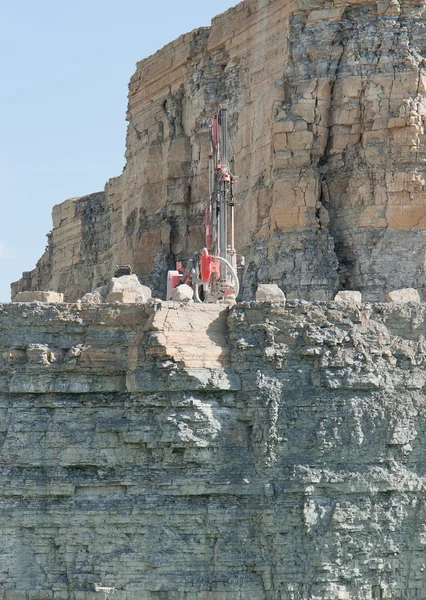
[167,105,240,302]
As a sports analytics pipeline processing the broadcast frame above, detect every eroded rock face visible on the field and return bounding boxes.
[80,290,104,304]
[11,0,426,303]
[1,300,426,598]
[12,291,64,303]
[105,274,152,304]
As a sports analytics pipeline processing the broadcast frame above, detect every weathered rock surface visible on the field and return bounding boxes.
[171,283,194,302]
[255,283,286,302]
[334,290,362,304]
[12,0,426,302]
[80,290,104,304]
[105,274,151,304]
[12,291,64,303]
[1,300,426,598]
[386,288,421,303]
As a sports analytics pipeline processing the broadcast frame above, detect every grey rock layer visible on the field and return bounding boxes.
[0,300,426,599]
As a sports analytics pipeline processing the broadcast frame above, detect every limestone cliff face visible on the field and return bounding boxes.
[11,0,426,301]
[2,299,426,598]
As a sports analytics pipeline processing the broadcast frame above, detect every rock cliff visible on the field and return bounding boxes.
[11,0,426,301]
[1,299,426,598]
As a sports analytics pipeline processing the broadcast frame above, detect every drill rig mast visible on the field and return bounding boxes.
[167,105,240,302]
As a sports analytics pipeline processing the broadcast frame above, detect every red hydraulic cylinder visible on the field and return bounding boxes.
[200,248,220,284]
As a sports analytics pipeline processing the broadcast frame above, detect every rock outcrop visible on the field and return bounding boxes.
[12,291,64,303]
[105,274,152,304]
[334,290,362,304]
[1,299,426,598]
[11,0,426,302]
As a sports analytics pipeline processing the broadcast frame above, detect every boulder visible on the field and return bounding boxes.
[105,275,151,304]
[172,284,194,303]
[13,291,64,303]
[386,288,421,303]
[255,284,286,303]
[334,291,362,304]
[80,291,104,305]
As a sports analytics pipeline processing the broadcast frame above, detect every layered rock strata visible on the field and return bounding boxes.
[1,299,426,599]
[11,0,426,301]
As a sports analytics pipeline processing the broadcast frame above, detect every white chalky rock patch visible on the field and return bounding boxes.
[106,274,151,304]
[386,288,421,303]
[334,290,362,304]
[13,291,64,303]
[256,284,286,303]
[172,284,194,303]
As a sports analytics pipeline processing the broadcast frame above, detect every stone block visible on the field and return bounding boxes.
[255,284,286,303]
[334,291,362,304]
[386,288,421,303]
[13,291,64,303]
[172,284,194,303]
[105,274,151,304]
[272,204,307,230]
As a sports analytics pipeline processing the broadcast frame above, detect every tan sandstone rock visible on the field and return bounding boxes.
[13,291,64,303]
[11,0,426,305]
[334,291,362,304]
[386,288,421,303]
[171,284,194,303]
[105,274,151,304]
[80,290,104,305]
[256,284,286,303]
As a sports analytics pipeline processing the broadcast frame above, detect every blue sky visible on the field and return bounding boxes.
[0,0,238,301]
